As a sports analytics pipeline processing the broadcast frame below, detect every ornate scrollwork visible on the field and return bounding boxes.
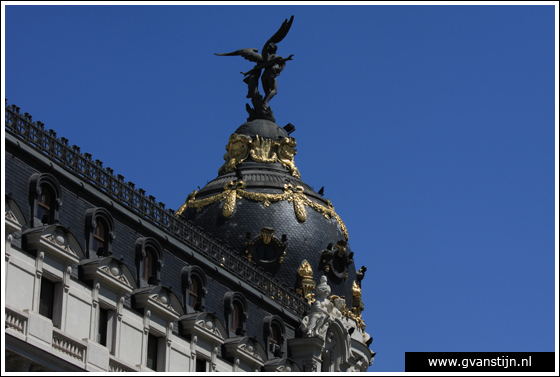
[250,135,277,163]
[178,181,349,240]
[218,134,301,178]
[219,134,252,175]
[277,137,300,178]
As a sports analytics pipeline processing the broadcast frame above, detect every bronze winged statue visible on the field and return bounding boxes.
[216,15,294,122]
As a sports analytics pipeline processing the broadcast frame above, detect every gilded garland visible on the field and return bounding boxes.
[176,180,349,241]
[218,133,301,178]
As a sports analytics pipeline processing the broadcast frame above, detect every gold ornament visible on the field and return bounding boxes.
[181,181,349,241]
[219,134,251,175]
[219,134,301,178]
[297,259,316,304]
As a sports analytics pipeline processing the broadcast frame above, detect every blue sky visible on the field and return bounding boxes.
[3,3,558,372]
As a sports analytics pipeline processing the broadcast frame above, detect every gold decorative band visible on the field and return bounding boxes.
[175,181,349,241]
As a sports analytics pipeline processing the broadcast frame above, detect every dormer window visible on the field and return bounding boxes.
[29,173,62,228]
[85,208,115,258]
[263,315,285,359]
[224,292,247,337]
[181,265,207,314]
[245,228,287,268]
[135,237,164,287]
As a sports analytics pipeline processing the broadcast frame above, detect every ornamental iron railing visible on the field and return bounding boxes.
[5,103,309,317]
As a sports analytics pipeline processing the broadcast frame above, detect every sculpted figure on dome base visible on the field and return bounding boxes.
[302,275,333,338]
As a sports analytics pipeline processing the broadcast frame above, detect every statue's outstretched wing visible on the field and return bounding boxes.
[215,48,263,63]
[262,15,294,60]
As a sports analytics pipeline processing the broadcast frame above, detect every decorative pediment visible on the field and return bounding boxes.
[179,312,227,344]
[5,196,26,234]
[79,257,136,294]
[223,336,266,367]
[132,286,182,321]
[22,224,84,263]
[263,358,302,372]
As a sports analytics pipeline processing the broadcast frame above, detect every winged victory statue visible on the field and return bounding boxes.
[215,15,294,122]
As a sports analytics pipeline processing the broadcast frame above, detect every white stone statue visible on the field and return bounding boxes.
[302,276,333,337]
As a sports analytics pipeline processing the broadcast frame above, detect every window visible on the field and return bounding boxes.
[195,357,208,372]
[85,208,115,258]
[145,332,166,372]
[38,276,61,328]
[92,221,105,257]
[143,248,155,283]
[245,228,287,268]
[181,266,207,314]
[36,186,53,225]
[146,333,159,371]
[39,277,55,320]
[29,173,62,228]
[224,292,247,337]
[135,237,164,288]
[231,301,241,333]
[98,307,108,346]
[188,277,200,310]
[97,306,116,353]
[269,323,280,353]
[263,315,285,359]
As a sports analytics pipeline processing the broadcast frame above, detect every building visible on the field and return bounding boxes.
[4,80,374,372]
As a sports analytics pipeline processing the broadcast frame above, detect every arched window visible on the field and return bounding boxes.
[29,173,62,228]
[135,237,164,287]
[181,266,207,314]
[224,292,247,337]
[263,315,285,359]
[85,208,115,258]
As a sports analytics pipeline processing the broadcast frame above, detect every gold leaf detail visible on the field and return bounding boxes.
[278,137,300,178]
[222,189,237,218]
[183,181,349,241]
[219,134,251,174]
[250,135,277,163]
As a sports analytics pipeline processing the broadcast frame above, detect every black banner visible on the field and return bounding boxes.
[405,352,556,372]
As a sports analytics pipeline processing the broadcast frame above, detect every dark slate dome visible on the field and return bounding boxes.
[180,119,357,308]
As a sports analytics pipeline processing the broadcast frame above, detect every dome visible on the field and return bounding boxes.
[178,119,358,309]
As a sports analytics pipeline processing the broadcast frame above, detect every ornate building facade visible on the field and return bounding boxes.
[4,102,374,372]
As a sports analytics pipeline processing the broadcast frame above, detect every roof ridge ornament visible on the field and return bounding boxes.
[216,16,295,122]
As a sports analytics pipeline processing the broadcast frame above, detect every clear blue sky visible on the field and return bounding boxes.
[3,3,558,372]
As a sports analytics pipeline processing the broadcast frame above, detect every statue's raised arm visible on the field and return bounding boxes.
[215,16,294,122]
